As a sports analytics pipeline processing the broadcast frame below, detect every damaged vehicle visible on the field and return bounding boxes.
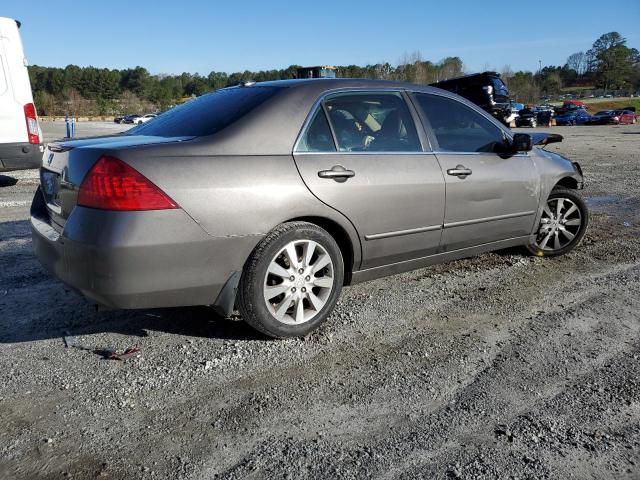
[430,72,512,124]
[31,79,588,338]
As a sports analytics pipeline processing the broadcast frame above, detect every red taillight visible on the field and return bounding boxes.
[24,103,40,145]
[78,156,178,211]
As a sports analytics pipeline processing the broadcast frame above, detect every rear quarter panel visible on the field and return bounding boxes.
[116,144,363,270]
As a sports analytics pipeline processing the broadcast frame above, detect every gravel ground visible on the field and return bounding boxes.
[0,123,639,479]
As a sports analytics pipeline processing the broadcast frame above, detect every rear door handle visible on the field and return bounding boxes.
[318,165,355,183]
[447,165,472,179]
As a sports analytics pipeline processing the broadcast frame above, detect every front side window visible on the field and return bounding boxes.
[323,92,421,152]
[296,107,336,152]
[413,93,504,153]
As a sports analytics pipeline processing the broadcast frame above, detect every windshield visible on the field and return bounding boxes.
[491,78,509,98]
[595,111,613,115]
[127,86,281,137]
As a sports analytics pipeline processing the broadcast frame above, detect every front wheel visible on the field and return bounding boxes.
[525,187,589,257]
[237,222,344,338]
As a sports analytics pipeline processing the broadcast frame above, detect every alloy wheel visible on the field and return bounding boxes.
[535,197,582,252]
[263,239,334,325]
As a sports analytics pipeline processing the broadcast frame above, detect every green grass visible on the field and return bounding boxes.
[581,98,640,111]
[548,97,639,111]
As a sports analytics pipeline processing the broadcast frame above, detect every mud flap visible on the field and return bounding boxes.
[212,271,241,318]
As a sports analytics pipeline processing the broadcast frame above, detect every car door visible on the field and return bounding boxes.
[410,92,539,251]
[293,90,445,270]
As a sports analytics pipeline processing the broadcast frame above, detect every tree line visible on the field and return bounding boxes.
[29,32,638,116]
[502,32,639,103]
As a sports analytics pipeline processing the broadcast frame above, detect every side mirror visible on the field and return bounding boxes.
[511,133,532,152]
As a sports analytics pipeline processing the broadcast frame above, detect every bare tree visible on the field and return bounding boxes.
[501,64,515,80]
[566,51,588,75]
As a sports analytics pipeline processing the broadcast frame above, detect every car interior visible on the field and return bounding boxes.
[324,94,421,152]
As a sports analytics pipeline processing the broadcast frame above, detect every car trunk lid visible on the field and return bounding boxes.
[39,134,192,232]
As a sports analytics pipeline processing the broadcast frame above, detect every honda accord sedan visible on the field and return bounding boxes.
[31,79,588,338]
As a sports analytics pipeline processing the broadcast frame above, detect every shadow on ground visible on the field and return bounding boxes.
[0,175,19,187]
[0,219,264,344]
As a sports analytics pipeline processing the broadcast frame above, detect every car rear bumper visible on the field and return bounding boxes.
[30,188,261,310]
[0,142,44,172]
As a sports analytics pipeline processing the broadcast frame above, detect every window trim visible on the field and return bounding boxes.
[293,88,429,154]
[408,90,511,155]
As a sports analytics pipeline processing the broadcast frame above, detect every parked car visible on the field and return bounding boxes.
[0,17,43,172]
[586,110,635,125]
[114,114,142,124]
[31,79,588,338]
[133,113,158,125]
[555,109,592,125]
[515,107,538,127]
[430,72,512,124]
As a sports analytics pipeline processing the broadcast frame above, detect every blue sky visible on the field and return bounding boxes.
[4,0,640,75]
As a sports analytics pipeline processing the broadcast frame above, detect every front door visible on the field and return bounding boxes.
[411,92,539,251]
[293,91,445,269]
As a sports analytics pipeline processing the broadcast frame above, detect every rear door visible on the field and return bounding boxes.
[293,90,445,270]
[410,92,539,251]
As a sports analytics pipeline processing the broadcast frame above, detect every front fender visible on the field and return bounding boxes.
[529,149,585,235]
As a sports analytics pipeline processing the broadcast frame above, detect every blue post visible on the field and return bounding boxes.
[65,114,70,138]
[71,117,76,138]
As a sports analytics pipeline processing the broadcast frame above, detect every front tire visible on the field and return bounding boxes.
[525,187,589,257]
[237,221,344,338]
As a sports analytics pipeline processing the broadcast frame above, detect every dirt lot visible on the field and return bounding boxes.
[1,123,639,479]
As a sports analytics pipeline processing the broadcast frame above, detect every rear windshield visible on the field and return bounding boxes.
[127,86,280,137]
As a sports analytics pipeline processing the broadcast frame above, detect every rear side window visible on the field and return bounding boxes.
[413,93,504,153]
[296,107,336,152]
[128,86,280,137]
[323,92,421,152]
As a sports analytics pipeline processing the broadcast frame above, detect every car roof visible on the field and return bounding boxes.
[245,77,446,93]
[180,77,511,156]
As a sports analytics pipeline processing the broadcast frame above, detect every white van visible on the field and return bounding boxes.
[0,17,43,172]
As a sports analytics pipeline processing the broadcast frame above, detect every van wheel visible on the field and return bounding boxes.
[237,222,344,338]
[525,187,589,257]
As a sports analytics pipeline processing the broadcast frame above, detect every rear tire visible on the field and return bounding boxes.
[525,187,589,257]
[237,222,344,338]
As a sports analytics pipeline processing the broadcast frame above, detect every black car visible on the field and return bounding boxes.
[515,107,537,127]
[515,107,553,128]
[430,72,511,124]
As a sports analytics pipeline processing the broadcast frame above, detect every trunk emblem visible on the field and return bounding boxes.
[47,153,54,165]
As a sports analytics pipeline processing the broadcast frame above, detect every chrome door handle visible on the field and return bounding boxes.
[318,165,355,183]
[447,165,472,179]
